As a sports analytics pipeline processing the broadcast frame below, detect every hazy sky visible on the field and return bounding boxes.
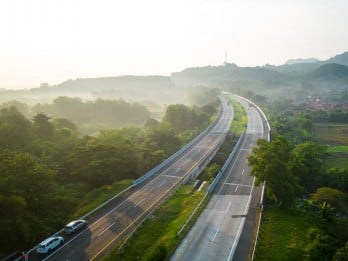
[1,0,348,89]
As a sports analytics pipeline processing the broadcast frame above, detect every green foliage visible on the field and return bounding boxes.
[105,185,207,261]
[256,205,317,260]
[323,168,348,192]
[0,100,30,117]
[310,187,347,213]
[255,98,348,260]
[248,137,297,206]
[67,144,142,186]
[0,107,31,150]
[0,100,218,255]
[0,151,56,251]
[31,97,151,134]
[200,163,221,182]
[305,227,336,261]
[332,242,348,261]
[289,142,326,192]
[313,123,348,145]
[145,125,182,157]
[229,98,247,135]
[32,112,54,138]
[327,145,348,153]
[249,136,327,206]
[71,179,132,219]
[187,86,220,106]
[163,103,214,134]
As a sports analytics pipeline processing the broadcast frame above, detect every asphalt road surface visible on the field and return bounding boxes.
[171,95,267,261]
[29,97,233,261]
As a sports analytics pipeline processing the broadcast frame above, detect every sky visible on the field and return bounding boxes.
[1,0,348,89]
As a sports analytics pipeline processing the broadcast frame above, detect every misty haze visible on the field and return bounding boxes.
[1,1,348,261]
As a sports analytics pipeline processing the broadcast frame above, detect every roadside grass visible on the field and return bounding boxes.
[105,184,208,261]
[229,98,247,135]
[71,179,133,219]
[255,205,319,261]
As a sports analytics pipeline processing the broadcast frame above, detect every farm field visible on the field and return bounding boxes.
[313,123,348,169]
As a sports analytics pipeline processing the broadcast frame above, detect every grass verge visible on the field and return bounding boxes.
[255,204,319,261]
[71,179,133,219]
[104,184,209,261]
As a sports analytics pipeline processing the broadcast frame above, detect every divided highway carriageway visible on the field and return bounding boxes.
[28,96,233,261]
[172,94,269,261]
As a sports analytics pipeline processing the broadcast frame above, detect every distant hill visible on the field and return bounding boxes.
[55,75,175,91]
[326,52,348,66]
[0,75,187,108]
[305,63,348,80]
[171,63,287,88]
[1,50,348,105]
[265,51,348,74]
[27,75,180,102]
[285,58,320,65]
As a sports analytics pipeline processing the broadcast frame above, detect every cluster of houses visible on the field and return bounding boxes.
[306,96,348,112]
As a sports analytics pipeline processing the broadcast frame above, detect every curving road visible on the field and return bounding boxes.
[171,95,268,261]
[30,96,234,261]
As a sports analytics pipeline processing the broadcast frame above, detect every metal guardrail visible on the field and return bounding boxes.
[232,95,270,261]
[132,98,224,187]
[25,97,225,259]
[208,131,246,194]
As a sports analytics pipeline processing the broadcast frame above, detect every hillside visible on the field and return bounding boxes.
[265,51,348,74]
[1,51,348,105]
[305,63,348,80]
[171,63,287,88]
[285,58,319,65]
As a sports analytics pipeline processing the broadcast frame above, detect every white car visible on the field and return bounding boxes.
[64,219,87,234]
[36,236,64,254]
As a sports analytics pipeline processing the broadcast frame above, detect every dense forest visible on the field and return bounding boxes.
[247,97,348,260]
[0,97,218,256]
[0,97,151,135]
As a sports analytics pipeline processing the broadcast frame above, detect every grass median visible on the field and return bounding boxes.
[104,184,209,261]
[229,98,247,135]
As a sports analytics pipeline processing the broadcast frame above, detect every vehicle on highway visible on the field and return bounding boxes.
[64,219,87,234]
[36,236,64,254]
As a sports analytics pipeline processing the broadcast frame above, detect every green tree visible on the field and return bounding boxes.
[0,106,31,149]
[0,151,56,251]
[32,112,54,138]
[145,125,182,157]
[248,136,298,206]
[333,242,348,261]
[305,228,336,261]
[289,142,325,193]
[310,187,347,213]
[67,144,141,187]
[324,168,348,193]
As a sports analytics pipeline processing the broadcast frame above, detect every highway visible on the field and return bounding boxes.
[30,97,233,261]
[171,95,268,261]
